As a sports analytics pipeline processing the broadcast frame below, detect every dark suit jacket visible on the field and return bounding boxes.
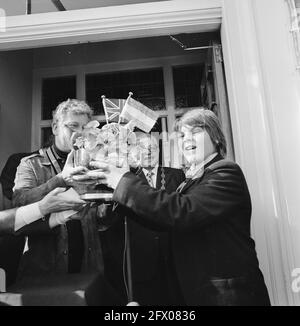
[113,156,270,305]
[129,167,185,282]
[99,167,185,304]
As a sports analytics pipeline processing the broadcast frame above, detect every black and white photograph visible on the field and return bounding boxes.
[0,0,299,309]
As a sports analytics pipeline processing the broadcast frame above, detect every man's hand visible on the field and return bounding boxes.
[38,187,86,216]
[59,150,88,186]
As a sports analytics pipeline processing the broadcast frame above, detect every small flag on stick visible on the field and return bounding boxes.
[102,95,126,124]
[120,92,159,133]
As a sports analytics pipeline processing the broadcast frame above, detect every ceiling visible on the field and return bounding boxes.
[0,0,170,16]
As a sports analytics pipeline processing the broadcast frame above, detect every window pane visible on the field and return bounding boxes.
[86,68,166,115]
[173,64,203,109]
[42,76,76,120]
[41,127,53,147]
[150,116,163,133]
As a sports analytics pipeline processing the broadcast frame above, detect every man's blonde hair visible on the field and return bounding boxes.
[52,99,93,123]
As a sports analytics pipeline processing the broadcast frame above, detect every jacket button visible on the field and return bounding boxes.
[88,247,92,253]
[63,250,68,255]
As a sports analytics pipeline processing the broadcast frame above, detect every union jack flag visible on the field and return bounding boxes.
[101,96,126,123]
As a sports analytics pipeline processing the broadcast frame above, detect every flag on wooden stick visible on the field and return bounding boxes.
[102,95,126,124]
[120,93,159,133]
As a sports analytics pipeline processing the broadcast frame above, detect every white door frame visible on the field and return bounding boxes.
[1,0,297,305]
[221,0,300,306]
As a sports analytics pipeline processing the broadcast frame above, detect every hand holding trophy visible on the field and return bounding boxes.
[70,119,137,202]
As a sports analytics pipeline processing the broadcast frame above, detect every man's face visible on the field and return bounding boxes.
[52,112,90,152]
[138,137,159,168]
[178,125,215,166]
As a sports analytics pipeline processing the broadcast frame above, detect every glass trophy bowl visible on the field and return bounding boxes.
[73,148,114,203]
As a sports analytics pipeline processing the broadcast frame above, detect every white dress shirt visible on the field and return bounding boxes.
[186,152,218,179]
[14,202,43,231]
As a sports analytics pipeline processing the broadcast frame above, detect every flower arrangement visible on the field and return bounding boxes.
[71,119,139,170]
[71,92,158,171]
[69,93,158,200]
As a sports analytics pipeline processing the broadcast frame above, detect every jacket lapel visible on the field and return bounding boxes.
[204,153,223,169]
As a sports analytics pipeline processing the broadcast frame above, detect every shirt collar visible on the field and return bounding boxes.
[52,143,68,161]
[186,152,218,179]
[142,164,159,177]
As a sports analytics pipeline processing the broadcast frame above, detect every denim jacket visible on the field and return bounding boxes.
[12,148,103,278]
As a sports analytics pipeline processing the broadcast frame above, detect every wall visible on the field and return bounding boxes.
[0,50,33,172]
